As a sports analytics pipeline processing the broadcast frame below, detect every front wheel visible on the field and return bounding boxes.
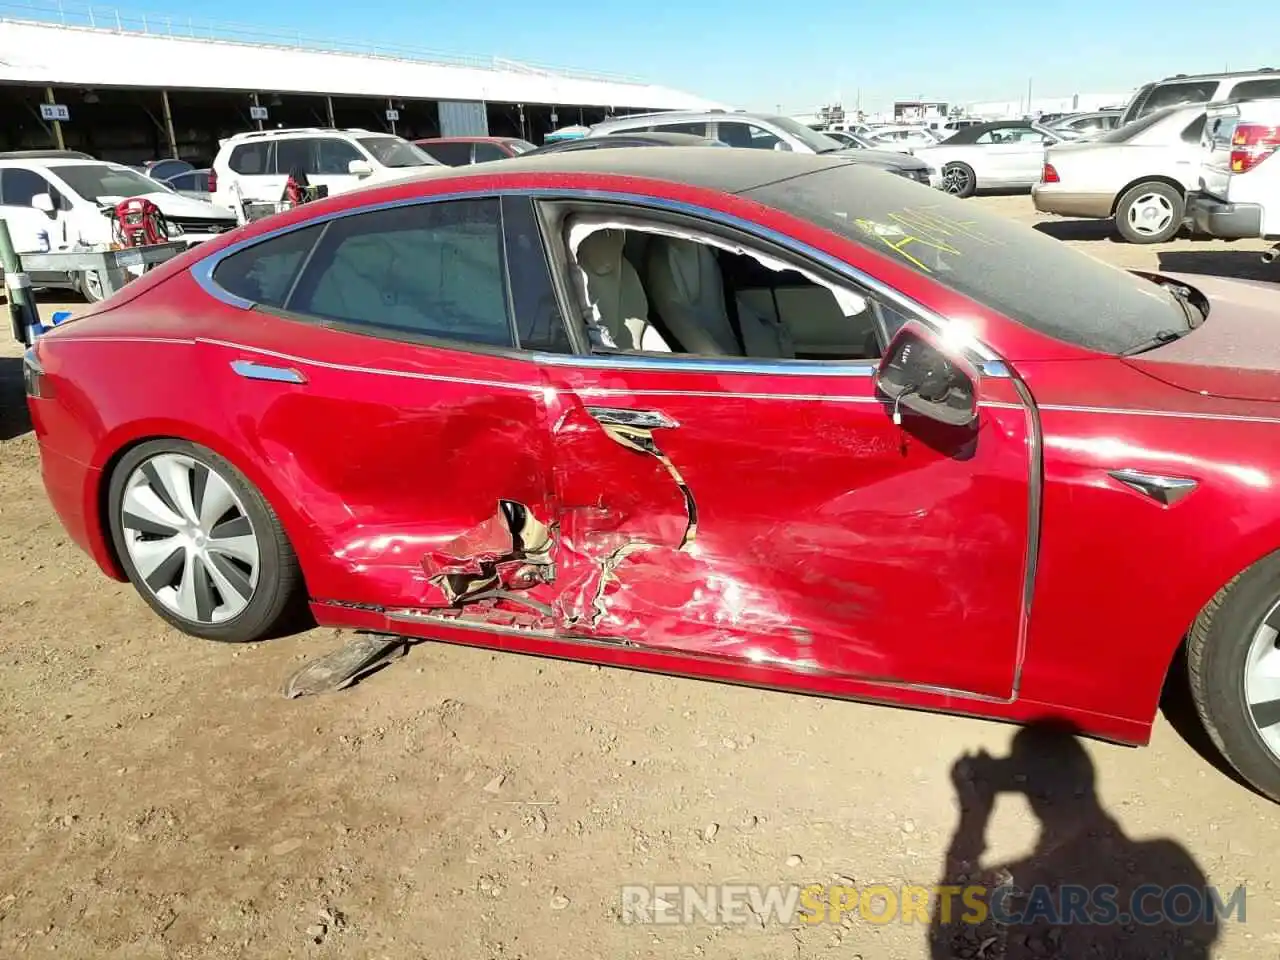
[1115,181,1184,244]
[77,269,106,303]
[106,439,305,642]
[941,162,977,198]
[1188,551,1280,802]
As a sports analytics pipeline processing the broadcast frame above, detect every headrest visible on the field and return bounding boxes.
[577,229,626,276]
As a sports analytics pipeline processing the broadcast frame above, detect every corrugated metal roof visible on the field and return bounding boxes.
[0,13,721,109]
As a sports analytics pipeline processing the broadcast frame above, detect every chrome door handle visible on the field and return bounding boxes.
[585,406,679,429]
[230,359,307,384]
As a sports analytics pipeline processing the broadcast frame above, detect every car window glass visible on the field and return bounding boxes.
[289,198,512,347]
[1181,115,1207,144]
[228,142,270,175]
[1140,80,1220,115]
[1228,78,1280,100]
[419,142,473,166]
[501,196,571,353]
[473,142,507,163]
[654,122,708,137]
[717,122,781,149]
[211,223,325,306]
[0,167,52,206]
[315,139,363,175]
[976,126,1036,144]
[274,138,316,176]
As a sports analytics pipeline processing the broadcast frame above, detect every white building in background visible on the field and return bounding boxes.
[962,92,1133,120]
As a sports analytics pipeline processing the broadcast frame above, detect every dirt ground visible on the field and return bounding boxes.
[3,199,1280,960]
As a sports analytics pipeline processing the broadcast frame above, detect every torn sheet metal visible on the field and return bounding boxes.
[283,634,408,698]
[421,499,556,605]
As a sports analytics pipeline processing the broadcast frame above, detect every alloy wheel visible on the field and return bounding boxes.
[1125,192,1174,237]
[942,165,971,195]
[1245,598,1280,762]
[119,453,261,624]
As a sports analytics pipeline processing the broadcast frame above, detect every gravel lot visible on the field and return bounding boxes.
[2,199,1279,960]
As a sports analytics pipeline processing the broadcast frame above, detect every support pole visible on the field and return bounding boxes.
[44,87,64,150]
[251,92,263,131]
[387,97,396,135]
[325,95,335,128]
[160,89,179,159]
[0,220,42,344]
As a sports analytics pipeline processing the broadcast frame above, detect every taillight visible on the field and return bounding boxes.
[1042,162,1060,183]
[207,168,218,193]
[1230,124,1280,173]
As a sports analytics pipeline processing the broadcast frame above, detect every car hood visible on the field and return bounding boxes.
[830,147,928,170]
[1126,272,1280,402]
[96,191,236,221]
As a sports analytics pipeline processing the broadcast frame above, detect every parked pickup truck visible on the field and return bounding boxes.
[1188,97,1280,260]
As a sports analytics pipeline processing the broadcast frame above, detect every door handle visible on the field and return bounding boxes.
[585,406,679,430]
[230,359,307,384]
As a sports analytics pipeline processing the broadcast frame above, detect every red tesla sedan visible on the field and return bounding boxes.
[23,150,1280,800]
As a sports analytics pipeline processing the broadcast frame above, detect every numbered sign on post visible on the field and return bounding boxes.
[40,104,70,122]
[385,109,400,122]
[249,105,269,121]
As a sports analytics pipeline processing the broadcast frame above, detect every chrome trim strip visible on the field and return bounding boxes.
[1108,469,1199,506]
[40,336,197,346]
[188,186,1001,364]
[1009,373,1043,700]
[230,359,307,384]
[533,352,879,378]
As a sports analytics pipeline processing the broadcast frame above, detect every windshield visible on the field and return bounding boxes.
[765,116,846,152]
[1095,107,1178,144]
[53,164,172,202]
[356,137,438,168]
[745,165,1187,355]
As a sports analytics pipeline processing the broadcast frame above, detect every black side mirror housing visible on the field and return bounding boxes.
[875,322,980,428]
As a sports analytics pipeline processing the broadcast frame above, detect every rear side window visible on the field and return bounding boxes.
[500,195,571,353]
[275,138,317,176]
[1138,80,1220,117]
[473,142,508,163]
[0,167,56,207]
[419,142,473,165]
[1180,115,1207,144]
[1227,77,1280,100]
[228,142,271,175]
[288,199,513,347]
[211,223,324,306]
[653,121,708,137]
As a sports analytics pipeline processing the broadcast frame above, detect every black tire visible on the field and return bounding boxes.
[941,162,977,199]
[1187,550,1280,802]
[77,270,106,303]
[107,438,305,642]
[1115,181,1184,244]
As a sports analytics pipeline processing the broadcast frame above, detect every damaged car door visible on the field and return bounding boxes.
[525,208,1032,701]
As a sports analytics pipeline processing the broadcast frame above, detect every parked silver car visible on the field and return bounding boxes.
[587,110,940,187]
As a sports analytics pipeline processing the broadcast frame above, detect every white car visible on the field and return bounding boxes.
[211,127,442,212]
[0,153,238,300]
[862,125,942,153]
[912,121,1066,197]
[1188,97,1280,254]
[1032,103,1211,243]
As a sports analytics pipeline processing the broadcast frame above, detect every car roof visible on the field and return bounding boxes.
[0,157,124,169]
[416,136,526,144]
[421,147,859,194]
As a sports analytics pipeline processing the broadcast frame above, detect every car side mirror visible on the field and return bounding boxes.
[348,159,374,177]
[31,192,55,215]
[875,321,980,428]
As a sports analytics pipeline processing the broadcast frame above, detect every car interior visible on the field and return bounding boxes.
[567,223,890,361]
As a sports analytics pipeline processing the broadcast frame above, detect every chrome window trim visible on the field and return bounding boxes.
[188,186,1007,375]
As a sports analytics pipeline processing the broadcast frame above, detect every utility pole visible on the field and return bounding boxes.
[1026,77,1033,116]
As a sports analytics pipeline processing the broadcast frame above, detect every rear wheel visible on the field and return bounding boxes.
[1188,551,1280,802]
[107,439,304,642]
[941,162,977,198]
[77,269,106,303]
[1115,181,1184,243]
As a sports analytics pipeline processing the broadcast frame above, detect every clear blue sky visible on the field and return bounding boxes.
[144,0,1276,110]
